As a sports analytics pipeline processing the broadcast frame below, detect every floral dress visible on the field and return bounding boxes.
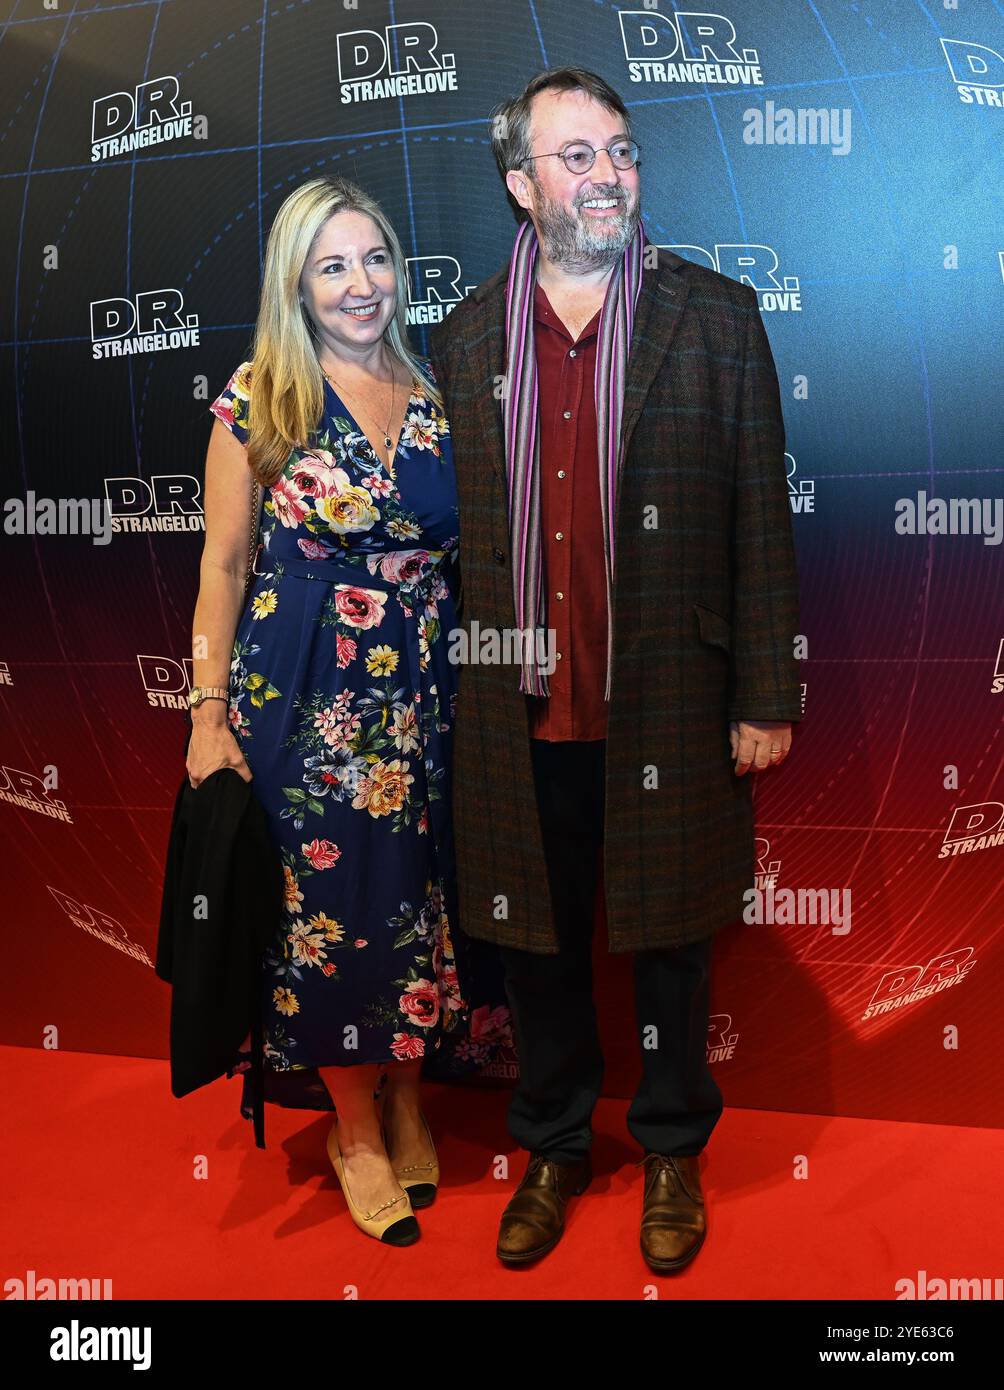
[208,359,468,1113]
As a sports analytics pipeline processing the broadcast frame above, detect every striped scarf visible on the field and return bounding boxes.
[502,216,646,699]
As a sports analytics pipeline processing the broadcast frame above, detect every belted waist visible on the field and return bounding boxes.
[252,544,454,598]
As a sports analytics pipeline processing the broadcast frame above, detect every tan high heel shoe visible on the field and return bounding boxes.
[326,1122,420,1246]
[378,1088,440,1208]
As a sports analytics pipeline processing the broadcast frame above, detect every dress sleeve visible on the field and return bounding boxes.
[208,360,253,444]
[419,354,443,408]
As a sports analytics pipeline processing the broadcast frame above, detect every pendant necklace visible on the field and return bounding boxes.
[322,364,402,476]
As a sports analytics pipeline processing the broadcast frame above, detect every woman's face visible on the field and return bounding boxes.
[299,210,398,356]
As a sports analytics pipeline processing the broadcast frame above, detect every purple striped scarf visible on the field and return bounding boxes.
[502,217,647,698]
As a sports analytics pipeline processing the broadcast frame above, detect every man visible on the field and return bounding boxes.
[428,66,801,1273]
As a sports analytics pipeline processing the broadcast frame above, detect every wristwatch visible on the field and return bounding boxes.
[188,685,229,709]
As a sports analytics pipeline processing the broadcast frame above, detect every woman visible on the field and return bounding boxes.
[187,175,467,1246]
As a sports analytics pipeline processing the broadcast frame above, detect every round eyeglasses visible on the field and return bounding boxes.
[523,139,641,175]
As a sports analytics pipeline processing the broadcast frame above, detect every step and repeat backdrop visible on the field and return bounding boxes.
[1,0,1001,1129]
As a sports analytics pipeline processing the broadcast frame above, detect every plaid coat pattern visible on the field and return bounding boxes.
[428,246,802,954]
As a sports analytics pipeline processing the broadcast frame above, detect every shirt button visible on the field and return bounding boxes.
[557,469,566,479]
[562,410,572,419]
[569,349,577,358]
[555,531,564,541]
[556,591,564,600]
[556,651,563,660]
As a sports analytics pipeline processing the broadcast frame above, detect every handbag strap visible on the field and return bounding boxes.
[243,477,262,600]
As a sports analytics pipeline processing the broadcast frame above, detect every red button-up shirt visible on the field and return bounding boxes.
[525,281,609,742]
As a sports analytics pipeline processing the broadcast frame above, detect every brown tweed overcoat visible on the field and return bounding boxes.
[428,245,802,954]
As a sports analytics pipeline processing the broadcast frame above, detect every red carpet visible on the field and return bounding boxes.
[2,1044,1000,1301]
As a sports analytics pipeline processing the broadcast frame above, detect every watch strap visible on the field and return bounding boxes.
[189,686,229,707]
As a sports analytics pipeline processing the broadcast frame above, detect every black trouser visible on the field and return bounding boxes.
[498,739,723,1165]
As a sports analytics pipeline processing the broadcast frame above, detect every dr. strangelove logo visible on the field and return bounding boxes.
[620,7,764,86]
[91,76,204,162]
[338,21,458,104]
[941,36,1004,108]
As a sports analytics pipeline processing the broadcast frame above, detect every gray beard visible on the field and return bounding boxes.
[532,184,640,272]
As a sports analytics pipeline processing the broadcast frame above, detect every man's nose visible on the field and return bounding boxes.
[589,147,621,181]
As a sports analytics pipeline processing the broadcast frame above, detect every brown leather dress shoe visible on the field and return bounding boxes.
[497,1152,592,1265]
[639,1152,706,1272]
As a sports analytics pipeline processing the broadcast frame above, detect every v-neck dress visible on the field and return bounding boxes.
[208,358,468,1116]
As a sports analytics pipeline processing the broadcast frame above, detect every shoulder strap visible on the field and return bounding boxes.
[243,475,263,600]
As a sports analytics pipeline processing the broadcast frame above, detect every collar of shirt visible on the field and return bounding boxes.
[533,281,602,343]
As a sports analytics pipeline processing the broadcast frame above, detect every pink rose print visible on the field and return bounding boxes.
[399,979,440,1029]
[212,397,237,431]
[334,586,387,630]
[298,536,337,561]
[271,475,311,528]
[290,451,350,499]
[470,1004,512,1046]
[377,549,430,586]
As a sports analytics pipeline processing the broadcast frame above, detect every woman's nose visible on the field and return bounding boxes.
[347,268,374,300]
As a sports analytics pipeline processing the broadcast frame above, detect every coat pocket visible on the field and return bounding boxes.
[693,601,732,653]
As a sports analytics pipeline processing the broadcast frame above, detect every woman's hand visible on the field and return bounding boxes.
[186,715,252,788]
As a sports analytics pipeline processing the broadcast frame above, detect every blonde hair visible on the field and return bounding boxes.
[242,176,440,486]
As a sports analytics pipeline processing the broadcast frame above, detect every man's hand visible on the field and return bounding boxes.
[729,720,792,775]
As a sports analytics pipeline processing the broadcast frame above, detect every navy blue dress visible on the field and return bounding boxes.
[208,358,468,1111]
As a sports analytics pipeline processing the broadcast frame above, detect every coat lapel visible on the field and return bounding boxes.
[619,247,690,462]
[466,268,509,489]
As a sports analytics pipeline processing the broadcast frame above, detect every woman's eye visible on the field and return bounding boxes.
[323,263,344,274]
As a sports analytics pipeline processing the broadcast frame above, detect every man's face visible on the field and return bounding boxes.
[506,88,641,271]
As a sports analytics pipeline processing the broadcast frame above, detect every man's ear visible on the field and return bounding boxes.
[505,168,533,214]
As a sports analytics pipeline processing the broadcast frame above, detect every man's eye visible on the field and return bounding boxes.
[566,150,590,168]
